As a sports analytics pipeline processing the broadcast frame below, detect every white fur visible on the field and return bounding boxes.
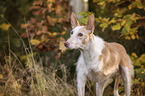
[78,35,105,72]
[121,67,131,96]
[114,89,120,96]
[66,26,85,49]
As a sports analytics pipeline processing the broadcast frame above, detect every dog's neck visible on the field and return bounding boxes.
[81,34,105,61]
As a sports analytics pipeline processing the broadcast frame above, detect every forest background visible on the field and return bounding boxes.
[0,0,145,96]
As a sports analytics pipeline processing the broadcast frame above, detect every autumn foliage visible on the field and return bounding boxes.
[21,0,70,54]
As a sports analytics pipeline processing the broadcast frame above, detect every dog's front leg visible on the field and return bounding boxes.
[77,72,86,96]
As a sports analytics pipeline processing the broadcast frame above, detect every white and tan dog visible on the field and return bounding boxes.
[64,12,134,96]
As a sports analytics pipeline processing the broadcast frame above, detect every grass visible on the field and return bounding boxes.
[0,44,77,96]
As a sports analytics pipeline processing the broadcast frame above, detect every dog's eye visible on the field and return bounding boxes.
[70,31,73,35]
[78,33,83,36]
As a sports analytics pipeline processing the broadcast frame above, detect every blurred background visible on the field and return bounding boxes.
[0,0,145,95]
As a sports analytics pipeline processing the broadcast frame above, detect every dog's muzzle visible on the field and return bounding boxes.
[64,42,69,48]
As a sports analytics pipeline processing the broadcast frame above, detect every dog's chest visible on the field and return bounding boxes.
[77,54,108,82]
[87,70,108,82]
[84,59,108,82]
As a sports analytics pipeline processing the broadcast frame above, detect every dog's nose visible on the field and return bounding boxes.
[64,42,69,48]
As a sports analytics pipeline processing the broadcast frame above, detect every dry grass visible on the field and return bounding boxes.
[0,48,77,96]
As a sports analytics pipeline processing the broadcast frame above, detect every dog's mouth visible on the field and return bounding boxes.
[64,42,72,50]
[64,42,69,48]
[64,41,80,50]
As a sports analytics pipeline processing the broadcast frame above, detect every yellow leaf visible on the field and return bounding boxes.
[30,39,41,45]
[100,23,108,32]
[97,1,105,6]
[121,20,126,26]
[132,52,138,58]
[131,34,136,39]
[128,4,133,10]
[61,31,66,35]
[0,74,3,79]
[47,16,57,26]
[109,18,116,24]
[111,24,121,31]
[136,34,139,39]
[47,0,55,3]
[47,32,59,36]
[125,36,131,40]
[52,32,58,36]
[139,54,145,62]
[0,23,11,31]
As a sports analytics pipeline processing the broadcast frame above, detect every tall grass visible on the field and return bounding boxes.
[0,22,77,96]
[0,42,77,96]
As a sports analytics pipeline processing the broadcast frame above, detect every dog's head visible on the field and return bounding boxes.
[64,12,95,50]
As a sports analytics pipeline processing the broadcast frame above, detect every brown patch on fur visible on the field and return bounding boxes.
[78,27,95,45]
[89,34,94,40]
[99,42,131,75]
[82,35,89,44]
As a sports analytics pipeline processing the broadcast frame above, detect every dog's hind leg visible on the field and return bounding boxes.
[120,66,131,96]
[96,78,110,96]
[120,55,134,96]
[114,75,121,96]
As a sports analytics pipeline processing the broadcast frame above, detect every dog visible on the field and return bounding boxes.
[64,12,134,96]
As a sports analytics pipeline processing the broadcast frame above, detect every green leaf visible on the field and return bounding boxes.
[121,20,126,26]
[124,23,130,33]
[121,20,133,34]
[124,14,132,20]
[99,23,108,31]
[100,23,108,28]
[78,11,94,17]
[126,20,133,26]
[130,26,139,33]
[109,18,116,24]
[133,78,140,84]
[111,24,121,31]
[97,1,105,6]
[136,0,143,9]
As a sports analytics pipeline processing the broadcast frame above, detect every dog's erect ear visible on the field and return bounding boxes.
[86,14,94,33]
[71,12,80,28]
